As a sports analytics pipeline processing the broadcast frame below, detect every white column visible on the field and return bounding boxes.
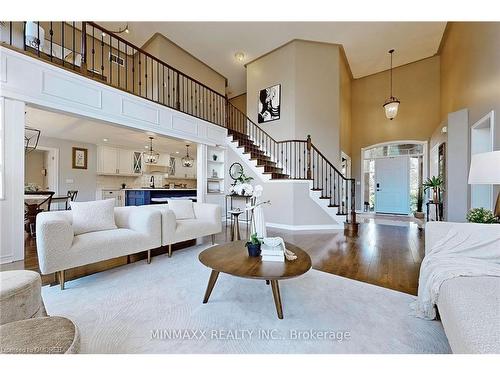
[0,97,25,263]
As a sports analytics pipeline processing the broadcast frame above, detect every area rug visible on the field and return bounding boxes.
[41,244,451,354]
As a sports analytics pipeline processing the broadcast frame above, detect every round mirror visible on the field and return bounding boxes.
[229,162,243,181]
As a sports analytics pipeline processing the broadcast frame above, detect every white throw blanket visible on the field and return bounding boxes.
[412,225,500,320]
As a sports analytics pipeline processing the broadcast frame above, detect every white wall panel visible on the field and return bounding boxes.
[42,71,102,109]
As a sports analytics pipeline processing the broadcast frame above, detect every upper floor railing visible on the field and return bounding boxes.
[0,21,226,126]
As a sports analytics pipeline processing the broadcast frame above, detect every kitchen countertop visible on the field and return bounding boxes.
[122,188,197,191]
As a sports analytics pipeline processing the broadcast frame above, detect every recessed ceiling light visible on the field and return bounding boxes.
[175,151,180,154]
[234,52,245,63]
[144,145,149,149]
[103,138,108,142]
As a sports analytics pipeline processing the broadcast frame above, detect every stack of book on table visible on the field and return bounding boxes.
[261,242,284,262]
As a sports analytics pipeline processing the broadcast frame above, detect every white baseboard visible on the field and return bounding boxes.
[0,254,13,265]
[265,222,344,231]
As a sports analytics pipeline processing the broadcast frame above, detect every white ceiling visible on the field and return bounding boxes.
[100,21,446,96]
[26,106,195,155]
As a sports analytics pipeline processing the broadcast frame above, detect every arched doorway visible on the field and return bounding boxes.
[361,141,428,215]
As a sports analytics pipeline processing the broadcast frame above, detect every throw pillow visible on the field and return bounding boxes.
[71,199,117,235]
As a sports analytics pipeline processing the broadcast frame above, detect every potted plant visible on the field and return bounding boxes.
[414,186,425,219]
[466,208,499,223]
[423,175,444,203]
[245,233,262,257]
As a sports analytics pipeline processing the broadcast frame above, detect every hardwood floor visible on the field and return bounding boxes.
[2,221,424,295]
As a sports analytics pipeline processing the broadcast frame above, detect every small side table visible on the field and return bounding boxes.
[426,201,443,222]
[228,210,244,241]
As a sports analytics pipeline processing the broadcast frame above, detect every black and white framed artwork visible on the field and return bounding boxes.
[258,84,281,123]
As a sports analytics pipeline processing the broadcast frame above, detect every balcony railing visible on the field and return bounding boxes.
[0,21,226,127]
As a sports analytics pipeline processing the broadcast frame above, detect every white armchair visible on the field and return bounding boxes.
[149,202,222,257]
[36,206,162,289]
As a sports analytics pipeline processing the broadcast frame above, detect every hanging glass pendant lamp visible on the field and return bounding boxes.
[182,145,194,167]
[143,136,160,164]
[383,49,400,120]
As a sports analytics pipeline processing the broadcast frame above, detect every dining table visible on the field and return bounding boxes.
[24,194,70,209]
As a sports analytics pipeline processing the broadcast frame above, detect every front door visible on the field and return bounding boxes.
[375,156,410,214]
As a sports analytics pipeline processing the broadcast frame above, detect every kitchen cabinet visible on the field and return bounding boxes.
[100,189,125,207]
[98,147,119,174]
[172,157,197,179]
[97,146,143,176]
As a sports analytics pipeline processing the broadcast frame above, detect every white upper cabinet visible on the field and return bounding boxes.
[98,146,119,174]
[117,149,134,175]
[97,146,143,176]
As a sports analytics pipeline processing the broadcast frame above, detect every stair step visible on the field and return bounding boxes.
[319,196,332,200]
[311,188,322,191]
[329,204,340,208]
[250,153,271,161]
[244,146,267,155]
[256,160,277,167]
[229,130,251,142]
[262,165,283,173]
[270,173,290,179]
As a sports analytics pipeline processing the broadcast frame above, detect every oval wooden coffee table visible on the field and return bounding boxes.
[198,240,311,319]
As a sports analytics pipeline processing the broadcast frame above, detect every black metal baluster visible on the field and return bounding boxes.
[156,61,159,102]
[72,22,76,68]
[100,31,104,78]
[91,25,95,76]
[144,56,148,99]
[132,48,136,94]
[117,40,120,87]
[138,53,142,96]
[124,44,128,91]
[36,21,40,56]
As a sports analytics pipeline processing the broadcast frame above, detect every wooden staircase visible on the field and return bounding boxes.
[228,129,290,180]
[226,102,358,232]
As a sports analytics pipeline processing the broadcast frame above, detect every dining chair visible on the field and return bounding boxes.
[65,190,78,210]
[24,191,55,236]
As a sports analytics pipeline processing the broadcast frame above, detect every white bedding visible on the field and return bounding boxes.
[412,223,500,320]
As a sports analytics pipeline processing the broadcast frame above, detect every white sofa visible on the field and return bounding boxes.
[36,206,162,289]
[148,202,222,257]
[425,222,500,354]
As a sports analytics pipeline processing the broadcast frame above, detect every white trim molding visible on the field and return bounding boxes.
[360,139,428,212]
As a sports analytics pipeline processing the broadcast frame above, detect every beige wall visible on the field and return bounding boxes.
[351,56,441,207]
[440,22,500,146]
[247,40,342,165]
[229,94,247,115]
[339,51,352,157]
[438,22,500,206]
[247,41,297,140]
[25,150,47,188]
[38,137,97,202]
[141,33,227,96]
[294,40,341,165]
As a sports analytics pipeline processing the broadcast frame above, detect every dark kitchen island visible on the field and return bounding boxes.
[124,188,197,206]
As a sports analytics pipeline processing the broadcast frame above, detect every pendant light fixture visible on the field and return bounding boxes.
[181,145,194,168]
[383,49,400,120]
[143,136,160,164]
